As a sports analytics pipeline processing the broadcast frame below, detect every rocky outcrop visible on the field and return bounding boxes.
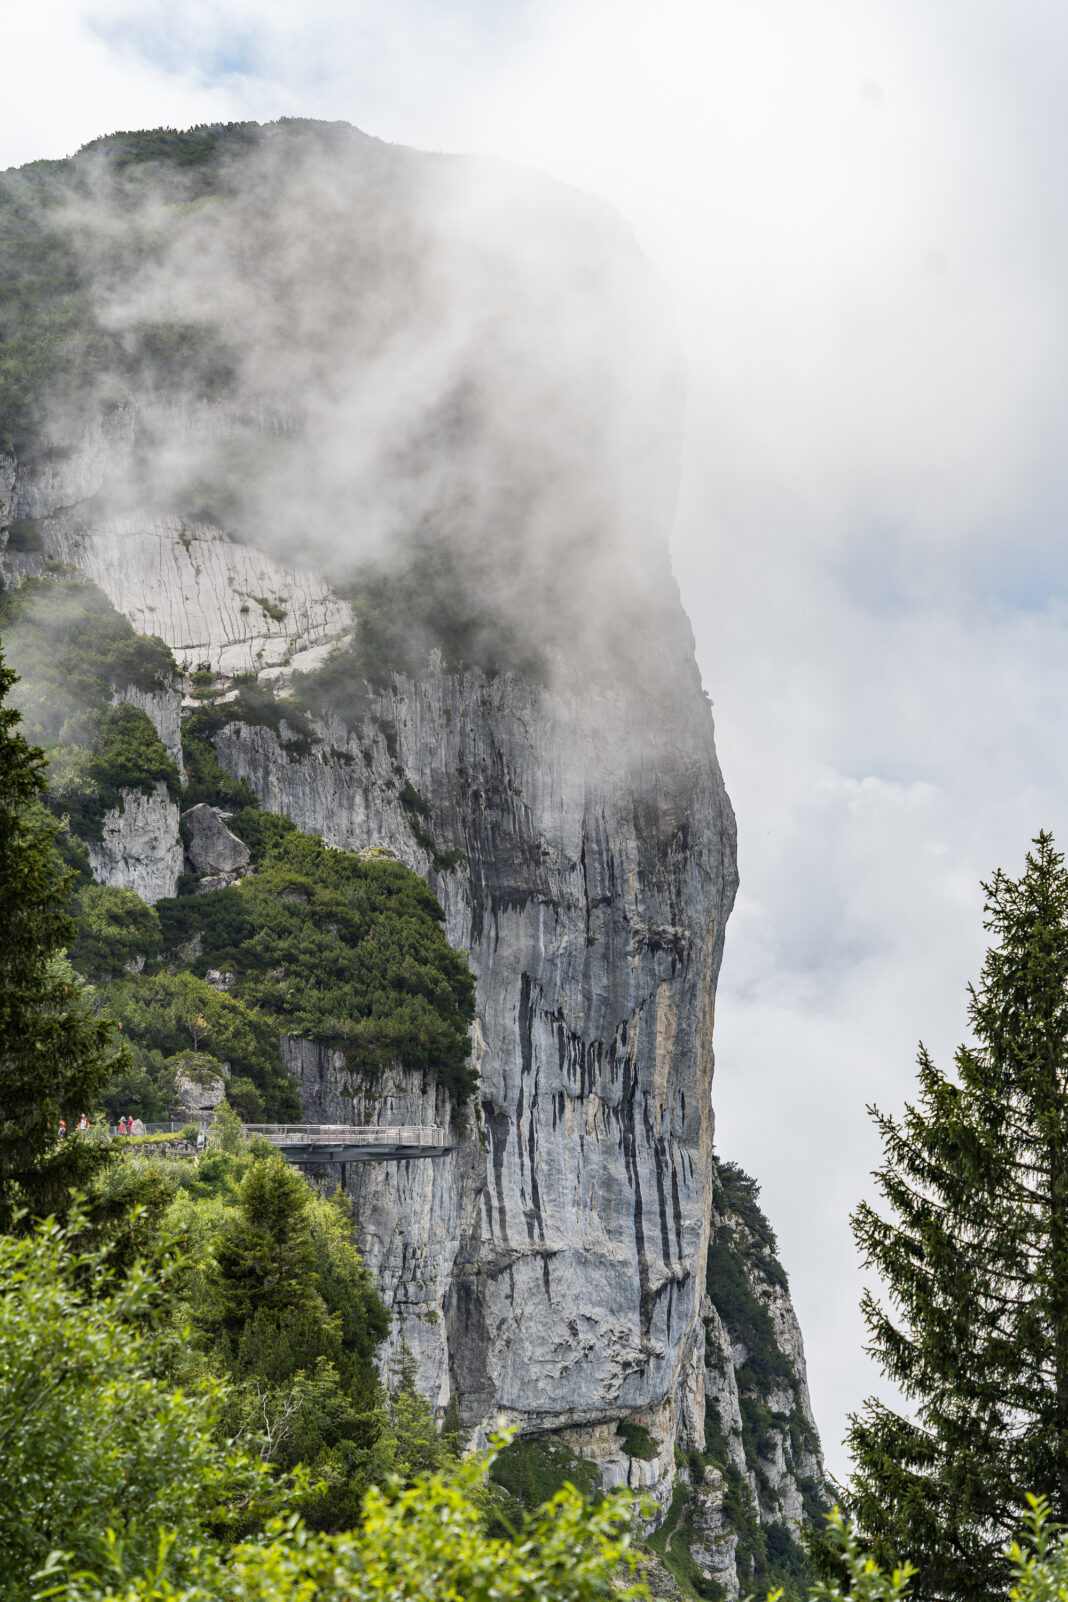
[182,802,251,884]
[45,514,353,676]
[173,1054,228,1117]
[87,782,183,904]
[690,1161,826,1596]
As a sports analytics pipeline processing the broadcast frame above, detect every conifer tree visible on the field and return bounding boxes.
[843,832,1068,1600]
[208,1155,322,1339]
[0,645,119,1228]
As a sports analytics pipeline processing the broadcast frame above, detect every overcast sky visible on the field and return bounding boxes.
[8,0,1068,1482]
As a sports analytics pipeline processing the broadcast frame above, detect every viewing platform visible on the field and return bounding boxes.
[243,1124,454,1164]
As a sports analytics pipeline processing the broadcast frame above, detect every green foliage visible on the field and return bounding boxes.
[840,833,1068,1601]
[54,1441,644,1602]
[0,129,260,449]
[156,808,476,1105]
[0,578,176,743]
[165,1149,391,1533]
[102,971,298,1124]
[79,804,475,1122]
[5,515,42,551]
[488,1435,600,1534]
[617,1421,659,1461]
[0,645,122,1227]
[705,1242,792,1396]
[48,703,181,840]
[204,1155,321,1338]
[180,690,312,809]
[712,1159,789,1290]
[644,1477,723,1601]
[0,1208,272,1600]
[77,123,264,173]
[212,1099,246,1155]
[0,578,180,840]
[688,1158,825,1601]
[70,883,163,978]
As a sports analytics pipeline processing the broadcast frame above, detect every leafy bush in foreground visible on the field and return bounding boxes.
[0,1210,271,1600]
[51,1451,643,1602]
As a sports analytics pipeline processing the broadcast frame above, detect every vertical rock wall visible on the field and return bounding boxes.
[208,632,738,1460]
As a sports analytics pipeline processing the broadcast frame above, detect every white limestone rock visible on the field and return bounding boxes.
[0,453,15,527]
[87,783,182,904]
[182,802,251,878]
[43,516,352,675]
[174,1057,227,1115]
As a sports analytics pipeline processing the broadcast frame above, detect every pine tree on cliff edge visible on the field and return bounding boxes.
[840,832,1068,1600]
[0,643,118,1228]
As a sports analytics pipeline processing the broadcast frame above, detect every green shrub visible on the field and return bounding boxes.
[0,578,176,746]
[180,686,315,809]
[55,1442,642,1602]
[617,1421,659,1461]
[155,809,476,1107]
[5,517,42,552]
[488,1435,601,1534]
[705,1237,793,1393]
[102,973,298,1123]
[70,883,163,978]
[53,704,181,840]
[0,1208,270,1600]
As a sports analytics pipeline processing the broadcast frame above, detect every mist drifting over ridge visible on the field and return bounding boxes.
[2,118,694,692]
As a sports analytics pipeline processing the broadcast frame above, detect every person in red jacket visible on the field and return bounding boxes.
[118,1117,127,1137]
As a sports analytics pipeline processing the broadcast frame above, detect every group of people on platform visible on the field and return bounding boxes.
[56,1115,145,1138]
[56,1115,91,1138]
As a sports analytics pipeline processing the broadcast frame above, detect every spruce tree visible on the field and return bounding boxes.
[843,831,1068,1599]
[0,645,119,1229]
[207,1155,322,1340]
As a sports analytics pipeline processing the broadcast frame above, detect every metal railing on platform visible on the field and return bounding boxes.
[244,1124,448,1148]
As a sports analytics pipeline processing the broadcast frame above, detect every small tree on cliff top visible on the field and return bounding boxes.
[0,645,119,1227]
[842,832,1068,1600]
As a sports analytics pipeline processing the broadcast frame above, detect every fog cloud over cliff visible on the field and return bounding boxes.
[30,123,686,688]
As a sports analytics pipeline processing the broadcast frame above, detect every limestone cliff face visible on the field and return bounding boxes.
[223,647,736,1454]
[2,434,737,1468]
[0,122,825,1564]
[86,782,183,905]
[693,1161,826,1596]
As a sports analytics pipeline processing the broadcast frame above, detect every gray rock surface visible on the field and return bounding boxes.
[174,1057,228,1116]
[230,637,737,1446]
[46,514,353,675]
[182,802,251,878]
[87,783,183,904]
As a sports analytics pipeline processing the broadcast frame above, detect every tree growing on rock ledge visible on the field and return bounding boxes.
[840,832,1068,1601]
[0,645,120,1228]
